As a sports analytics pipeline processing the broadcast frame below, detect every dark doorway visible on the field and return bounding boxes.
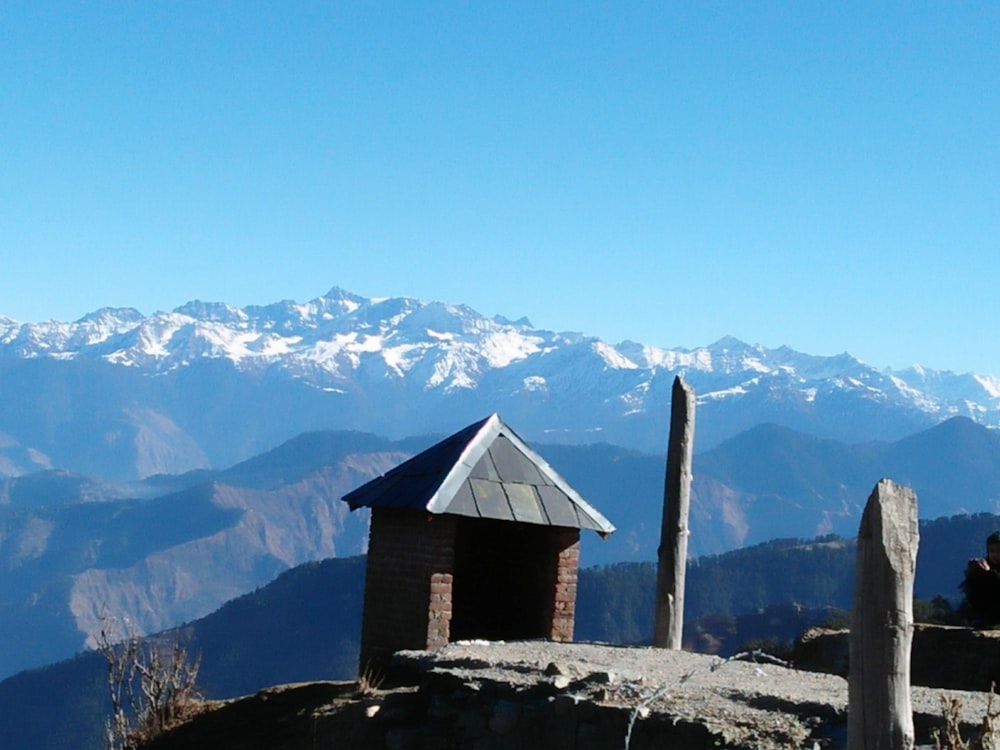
[450,517,557,641]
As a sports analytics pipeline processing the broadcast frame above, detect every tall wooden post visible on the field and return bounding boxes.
[848,478,918,750]
[653,376,695,649]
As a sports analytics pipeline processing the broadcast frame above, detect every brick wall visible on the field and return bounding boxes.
[549,528,580,642]
[427,570,454,651]
[359,508,583,674]
[358,508,456,673]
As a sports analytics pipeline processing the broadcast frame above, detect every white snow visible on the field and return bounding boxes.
[6,290,1000,437]
[254,335,301,356]
[522,375,547,392]
[426,352,477,390]
[699,381,755,402]
[426,329,455,341]
[975,375,1000,399]
[480,331,542,368]
[592,341,638,370]
[620,384,649,415]
[888,374,939,411]
[382,343,422,376]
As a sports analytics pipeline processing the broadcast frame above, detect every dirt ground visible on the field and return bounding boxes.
[394,639,999,748]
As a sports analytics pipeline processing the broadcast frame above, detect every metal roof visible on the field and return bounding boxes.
[341,413,615,536]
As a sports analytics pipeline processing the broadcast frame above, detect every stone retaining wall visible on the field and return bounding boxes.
[794,623,1000,692]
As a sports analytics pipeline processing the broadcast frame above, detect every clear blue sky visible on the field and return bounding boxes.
[2,3,998,375]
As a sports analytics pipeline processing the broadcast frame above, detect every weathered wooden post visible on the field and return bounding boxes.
[848,478,919,750]
[653,375,695,649]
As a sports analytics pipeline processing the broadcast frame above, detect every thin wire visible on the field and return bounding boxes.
[622,649,790,750]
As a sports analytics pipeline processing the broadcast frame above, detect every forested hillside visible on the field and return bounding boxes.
[576,511,1000,646]
[576,536,856,644]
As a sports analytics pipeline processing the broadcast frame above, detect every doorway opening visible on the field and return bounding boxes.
[450,517,557,641]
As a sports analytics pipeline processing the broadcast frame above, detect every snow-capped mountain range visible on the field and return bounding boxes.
[1,286,999,480]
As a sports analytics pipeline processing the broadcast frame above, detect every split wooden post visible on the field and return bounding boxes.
[653,375,695,649]
[848,478,919,750]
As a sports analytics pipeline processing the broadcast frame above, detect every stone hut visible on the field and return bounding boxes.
[342,413,615,672]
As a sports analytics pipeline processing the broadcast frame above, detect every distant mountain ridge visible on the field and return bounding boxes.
[2,286,999,480]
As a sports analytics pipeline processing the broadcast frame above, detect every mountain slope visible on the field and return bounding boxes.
[693,416,1000,543]
[0,556,367,750]
[882,416,1000,515]
[0,435,407,679]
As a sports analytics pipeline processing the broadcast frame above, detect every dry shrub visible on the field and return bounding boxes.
[934,687,1000,750]
[98,613,203,750]
[356,661,385,696]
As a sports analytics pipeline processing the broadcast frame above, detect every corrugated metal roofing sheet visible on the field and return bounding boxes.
[341,413,615,536]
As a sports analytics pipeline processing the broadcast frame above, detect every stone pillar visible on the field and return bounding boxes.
[653,376,695,649]
[848,478,919,750]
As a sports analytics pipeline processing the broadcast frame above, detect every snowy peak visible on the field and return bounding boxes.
[1,287,1000,450]
[173,301,249,325]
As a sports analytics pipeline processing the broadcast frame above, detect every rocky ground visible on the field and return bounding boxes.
[142,640,1000,750]
[394,640,997,748]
